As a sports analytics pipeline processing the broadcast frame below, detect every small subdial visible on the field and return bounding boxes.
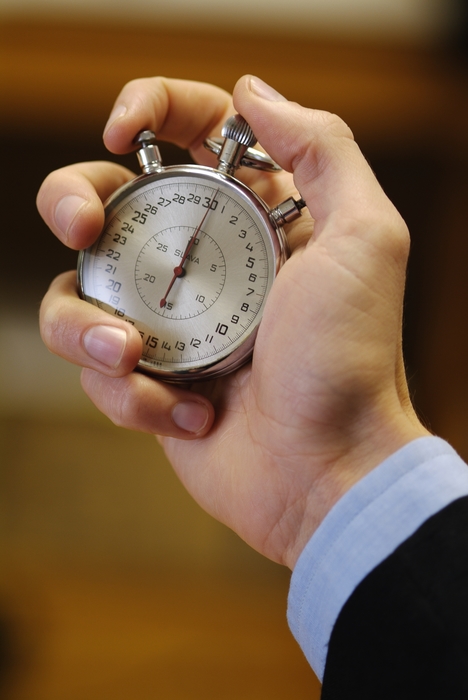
[135,226,226,320]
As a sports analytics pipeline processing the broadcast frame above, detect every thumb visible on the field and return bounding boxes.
[232,75,405,241]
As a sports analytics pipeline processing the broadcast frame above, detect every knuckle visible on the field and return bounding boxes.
[119,77,148,96]
[82,372,135,430]
[39,296,65,350]
[122,76,166,104]
[315,110,354,141]
[291,109,355,180]
[111,377,141,430]
[40,293,80,356]
[385,210,411,264]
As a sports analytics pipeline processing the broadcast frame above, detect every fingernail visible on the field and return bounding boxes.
[172,402,209,434]
[83,326,127,369]
[248,76,287,102]
[104,103,127,135]
[54,195,87,237]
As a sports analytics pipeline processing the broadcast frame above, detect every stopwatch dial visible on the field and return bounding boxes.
[79,172,278,378]
[135,226,226,319]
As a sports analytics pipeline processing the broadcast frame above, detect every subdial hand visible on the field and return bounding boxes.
[159,189,219,308]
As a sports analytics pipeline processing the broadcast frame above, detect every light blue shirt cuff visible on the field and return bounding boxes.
[287,436,468,681]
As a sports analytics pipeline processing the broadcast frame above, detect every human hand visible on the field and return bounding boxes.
[37,75,428,569]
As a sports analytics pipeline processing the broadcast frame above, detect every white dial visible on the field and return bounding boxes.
[78,166,286,380]
[135,226,226,319]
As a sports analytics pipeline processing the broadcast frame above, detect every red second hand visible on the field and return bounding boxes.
[159,189,219,308]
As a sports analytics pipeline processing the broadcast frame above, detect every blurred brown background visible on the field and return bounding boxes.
[1,1,468,698]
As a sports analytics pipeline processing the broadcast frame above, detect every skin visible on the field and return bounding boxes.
[37,75,428,570]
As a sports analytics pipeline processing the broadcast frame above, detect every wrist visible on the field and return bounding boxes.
[283,408,429,570]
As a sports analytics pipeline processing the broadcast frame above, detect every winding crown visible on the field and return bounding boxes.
[221,115,257,149]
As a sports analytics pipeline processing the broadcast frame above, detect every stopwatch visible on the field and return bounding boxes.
[78,114,306,381]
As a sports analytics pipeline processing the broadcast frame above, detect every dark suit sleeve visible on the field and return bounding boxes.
[321,496,468,699]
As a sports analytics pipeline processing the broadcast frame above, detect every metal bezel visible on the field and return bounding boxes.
[78,163,288,382]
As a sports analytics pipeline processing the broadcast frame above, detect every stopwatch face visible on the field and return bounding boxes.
[78,165,286,381]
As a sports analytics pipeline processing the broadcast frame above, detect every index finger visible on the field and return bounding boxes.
[37,79,236,251]
[103,77,234,157]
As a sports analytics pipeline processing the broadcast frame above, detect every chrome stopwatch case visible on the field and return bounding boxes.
[78,114,306,381]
